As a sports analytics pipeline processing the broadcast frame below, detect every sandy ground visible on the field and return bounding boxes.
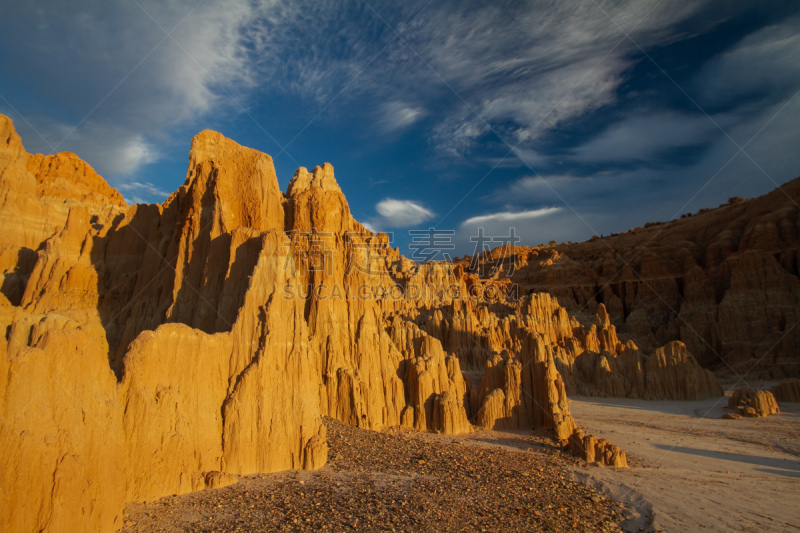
[570,396,800,532]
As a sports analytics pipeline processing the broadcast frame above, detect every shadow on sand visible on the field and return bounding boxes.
[653,444,800,476]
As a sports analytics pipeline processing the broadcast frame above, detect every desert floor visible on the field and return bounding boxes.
[570,395,800,532]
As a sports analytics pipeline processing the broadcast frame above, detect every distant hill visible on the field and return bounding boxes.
[460,177,800,380]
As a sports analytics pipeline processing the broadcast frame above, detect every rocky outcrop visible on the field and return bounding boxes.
[558,335,722,401]
[433,390,472,435]
[770,379,800,403]
[567,429,628,468]
[727,388,780,418]
[0,114,630,532]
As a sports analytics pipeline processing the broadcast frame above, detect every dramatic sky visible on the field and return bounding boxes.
[2,1,800,256]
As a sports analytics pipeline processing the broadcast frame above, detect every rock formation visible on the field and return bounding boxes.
[0,120,328,531]
[770,379,800,403]
[1,115,635,532]
[567,429,628,468]
[727,388,780,418]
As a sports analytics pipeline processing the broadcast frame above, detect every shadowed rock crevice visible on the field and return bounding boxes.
[0,246,38,305]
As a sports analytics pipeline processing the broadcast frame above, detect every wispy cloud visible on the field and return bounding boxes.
[691,15,800,109]
[41,122,161,177]
[484,95,800,247]
[214,1,724,160]
[117,180,171,204]
[379,101,427,132]
[571,112,716,163]
[461,207,562,227]
[0,0,731,178]
[453,206,589,254]
[498,175,584,201]
[396,0,722,157]
[430,117,490,157]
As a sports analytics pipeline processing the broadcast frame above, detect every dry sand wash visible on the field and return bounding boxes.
[571,396,800,532]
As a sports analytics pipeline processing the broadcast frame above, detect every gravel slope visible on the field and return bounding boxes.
[121,418,624,532]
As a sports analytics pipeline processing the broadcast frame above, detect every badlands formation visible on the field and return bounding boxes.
[472,180,800,381]
[0,114,795,532]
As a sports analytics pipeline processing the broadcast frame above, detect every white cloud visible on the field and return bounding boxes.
[571,112,716,163]
[453,206,591,255]
[502,175,583,200]
[461,207,562,227]
[380,101,426,132]
[372,198,435,228]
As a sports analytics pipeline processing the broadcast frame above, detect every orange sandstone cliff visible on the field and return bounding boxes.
[0,114,720,532]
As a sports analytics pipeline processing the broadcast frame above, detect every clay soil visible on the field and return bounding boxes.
[120,418,624,532]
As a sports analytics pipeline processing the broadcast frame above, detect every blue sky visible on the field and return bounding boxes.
[2,1,800,256]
